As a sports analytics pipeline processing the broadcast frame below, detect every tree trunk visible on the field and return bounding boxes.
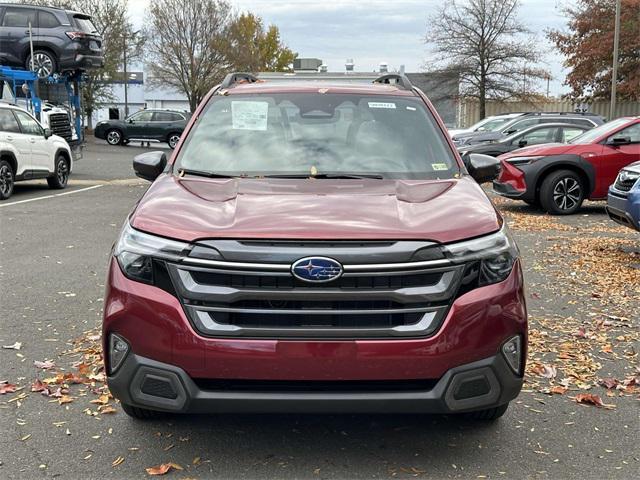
[479,74,487,120]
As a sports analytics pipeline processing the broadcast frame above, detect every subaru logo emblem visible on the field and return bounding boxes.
[291,257,343,283]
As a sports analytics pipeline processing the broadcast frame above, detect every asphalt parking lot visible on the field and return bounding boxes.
[1,139,638,479]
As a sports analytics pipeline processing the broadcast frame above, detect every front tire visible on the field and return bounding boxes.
[167,133,181,149]
[106,129,123,145]
[26,50,57,79]
[47,155,70,189]
[539,169,585,215]
[0,160,15,200]
[121,402,165,420]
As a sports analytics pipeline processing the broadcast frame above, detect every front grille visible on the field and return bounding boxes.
[614,173,638,193]
[166,240,468,339]
[48,113,73,142]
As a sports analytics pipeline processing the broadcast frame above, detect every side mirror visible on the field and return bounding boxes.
[608,136,631,146]
[133,151,167,182]
[518,139,528,148]
[127,118,134,124]
[44,127,52,139]
[477,127,486,132]
[466,153,501,184]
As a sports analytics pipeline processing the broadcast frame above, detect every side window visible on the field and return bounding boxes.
[153,112,173,122]
[169,113,184,122]
[0,109,21,133]
[561,127,586,142]
[130,111,153,122]
[38,11,60,29]
[2,7,37,27]
[506,118,538,133]
[521,127,557,145]
[13,110,43,136]
[565,118,594,128]
[609,124,640,143]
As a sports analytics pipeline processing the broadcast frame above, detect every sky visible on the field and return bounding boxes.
[128,0,571,96]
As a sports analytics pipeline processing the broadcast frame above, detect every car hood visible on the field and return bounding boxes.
[130,175,501,244]
[622,161,640,174]
[499,143,574,159]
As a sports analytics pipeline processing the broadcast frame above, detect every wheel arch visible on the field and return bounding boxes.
[0,149,18,174]
[533,155,595,200]
[22,44,59,64]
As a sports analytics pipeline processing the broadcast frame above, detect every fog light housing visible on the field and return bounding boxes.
[501,335,522,375]
[109,333,130,374]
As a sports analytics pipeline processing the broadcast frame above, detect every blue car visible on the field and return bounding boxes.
[607,161,640,231]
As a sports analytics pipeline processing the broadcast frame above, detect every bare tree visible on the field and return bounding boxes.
[425,0,549,119]
[144,0,233,112]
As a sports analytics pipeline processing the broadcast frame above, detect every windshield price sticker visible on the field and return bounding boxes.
[431,163,449,171]
[231,101,269,131]
[368,102,396,109]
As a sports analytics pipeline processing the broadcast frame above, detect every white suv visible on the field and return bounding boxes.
[0,102,73,200]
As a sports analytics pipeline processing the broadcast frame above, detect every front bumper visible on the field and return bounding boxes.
[107,350,523,414]
[607,191,640,231]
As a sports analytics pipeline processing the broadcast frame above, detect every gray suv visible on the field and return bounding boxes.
[452,112,605,146]
[0,3,104,79]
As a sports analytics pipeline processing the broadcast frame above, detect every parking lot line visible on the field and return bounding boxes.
[0,184,104,208]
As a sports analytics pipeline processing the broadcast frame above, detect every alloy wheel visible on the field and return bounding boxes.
[168,134,180,149]
[553,177,581,211]
[57,158,69,186]
[31,53,54,78]
[107,131,121,145]
[0,164,13,197]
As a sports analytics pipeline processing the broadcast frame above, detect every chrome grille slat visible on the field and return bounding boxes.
[166,240,463,339]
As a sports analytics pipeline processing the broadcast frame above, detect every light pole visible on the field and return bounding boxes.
[123,30,140,118]
[610,0,621,119]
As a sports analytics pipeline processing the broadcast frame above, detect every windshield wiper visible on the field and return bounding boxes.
[264,173,384,180]
[177,168,237,179]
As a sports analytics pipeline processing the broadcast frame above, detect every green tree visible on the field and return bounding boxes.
[225,13,297,73]
[548,0,640,101]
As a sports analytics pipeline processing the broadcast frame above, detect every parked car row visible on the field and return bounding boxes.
[0,101,73,199]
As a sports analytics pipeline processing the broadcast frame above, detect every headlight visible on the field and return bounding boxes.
[443,223,519,286]
[114,222,190,283]
[507,156,542,166]
[617,170,640,186]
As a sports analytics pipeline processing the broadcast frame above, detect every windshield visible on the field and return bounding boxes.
[476,116,515,132]
[72,15,98,34]
[175,93,459,180]
[569,118,629,144]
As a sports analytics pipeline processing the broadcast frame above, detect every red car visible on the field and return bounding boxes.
[103,73,527,421]
[494,117,640,214]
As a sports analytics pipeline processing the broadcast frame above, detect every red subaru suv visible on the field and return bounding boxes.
[103,73,527,421]
[493,117,640,214]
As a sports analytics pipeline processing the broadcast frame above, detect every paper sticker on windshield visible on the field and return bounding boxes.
[232,101,268,131]
[368,102,396,109]
[431,163,449,171]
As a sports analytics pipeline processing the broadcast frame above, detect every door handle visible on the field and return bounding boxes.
[5,136,13,141]
[29,138,36,143]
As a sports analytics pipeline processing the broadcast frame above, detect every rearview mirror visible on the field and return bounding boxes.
[608,136,631,146]
[505,129,517,135]
[44,127,52,139]
[133,151,167,182]
[465,153,501,184]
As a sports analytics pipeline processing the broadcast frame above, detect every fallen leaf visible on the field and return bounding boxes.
[146,463,183,476]
[2,342,22,350]
[550,386,567,395]
[574,393,605,407]
[598,378,619,389]
[58,395,74,405]
[112,456,125,467]
[34,360,56,370]
[0,382,17,394]
[31,379,48,392]
[98,405,117,415]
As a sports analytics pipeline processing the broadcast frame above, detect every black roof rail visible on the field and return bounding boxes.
[220,72,259,89]
[372,73,413,90]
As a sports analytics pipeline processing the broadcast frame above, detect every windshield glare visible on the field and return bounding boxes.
[176,93,459,180]
[569,118,628,144]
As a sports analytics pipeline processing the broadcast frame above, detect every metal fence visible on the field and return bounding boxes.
[457,100,640,127]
